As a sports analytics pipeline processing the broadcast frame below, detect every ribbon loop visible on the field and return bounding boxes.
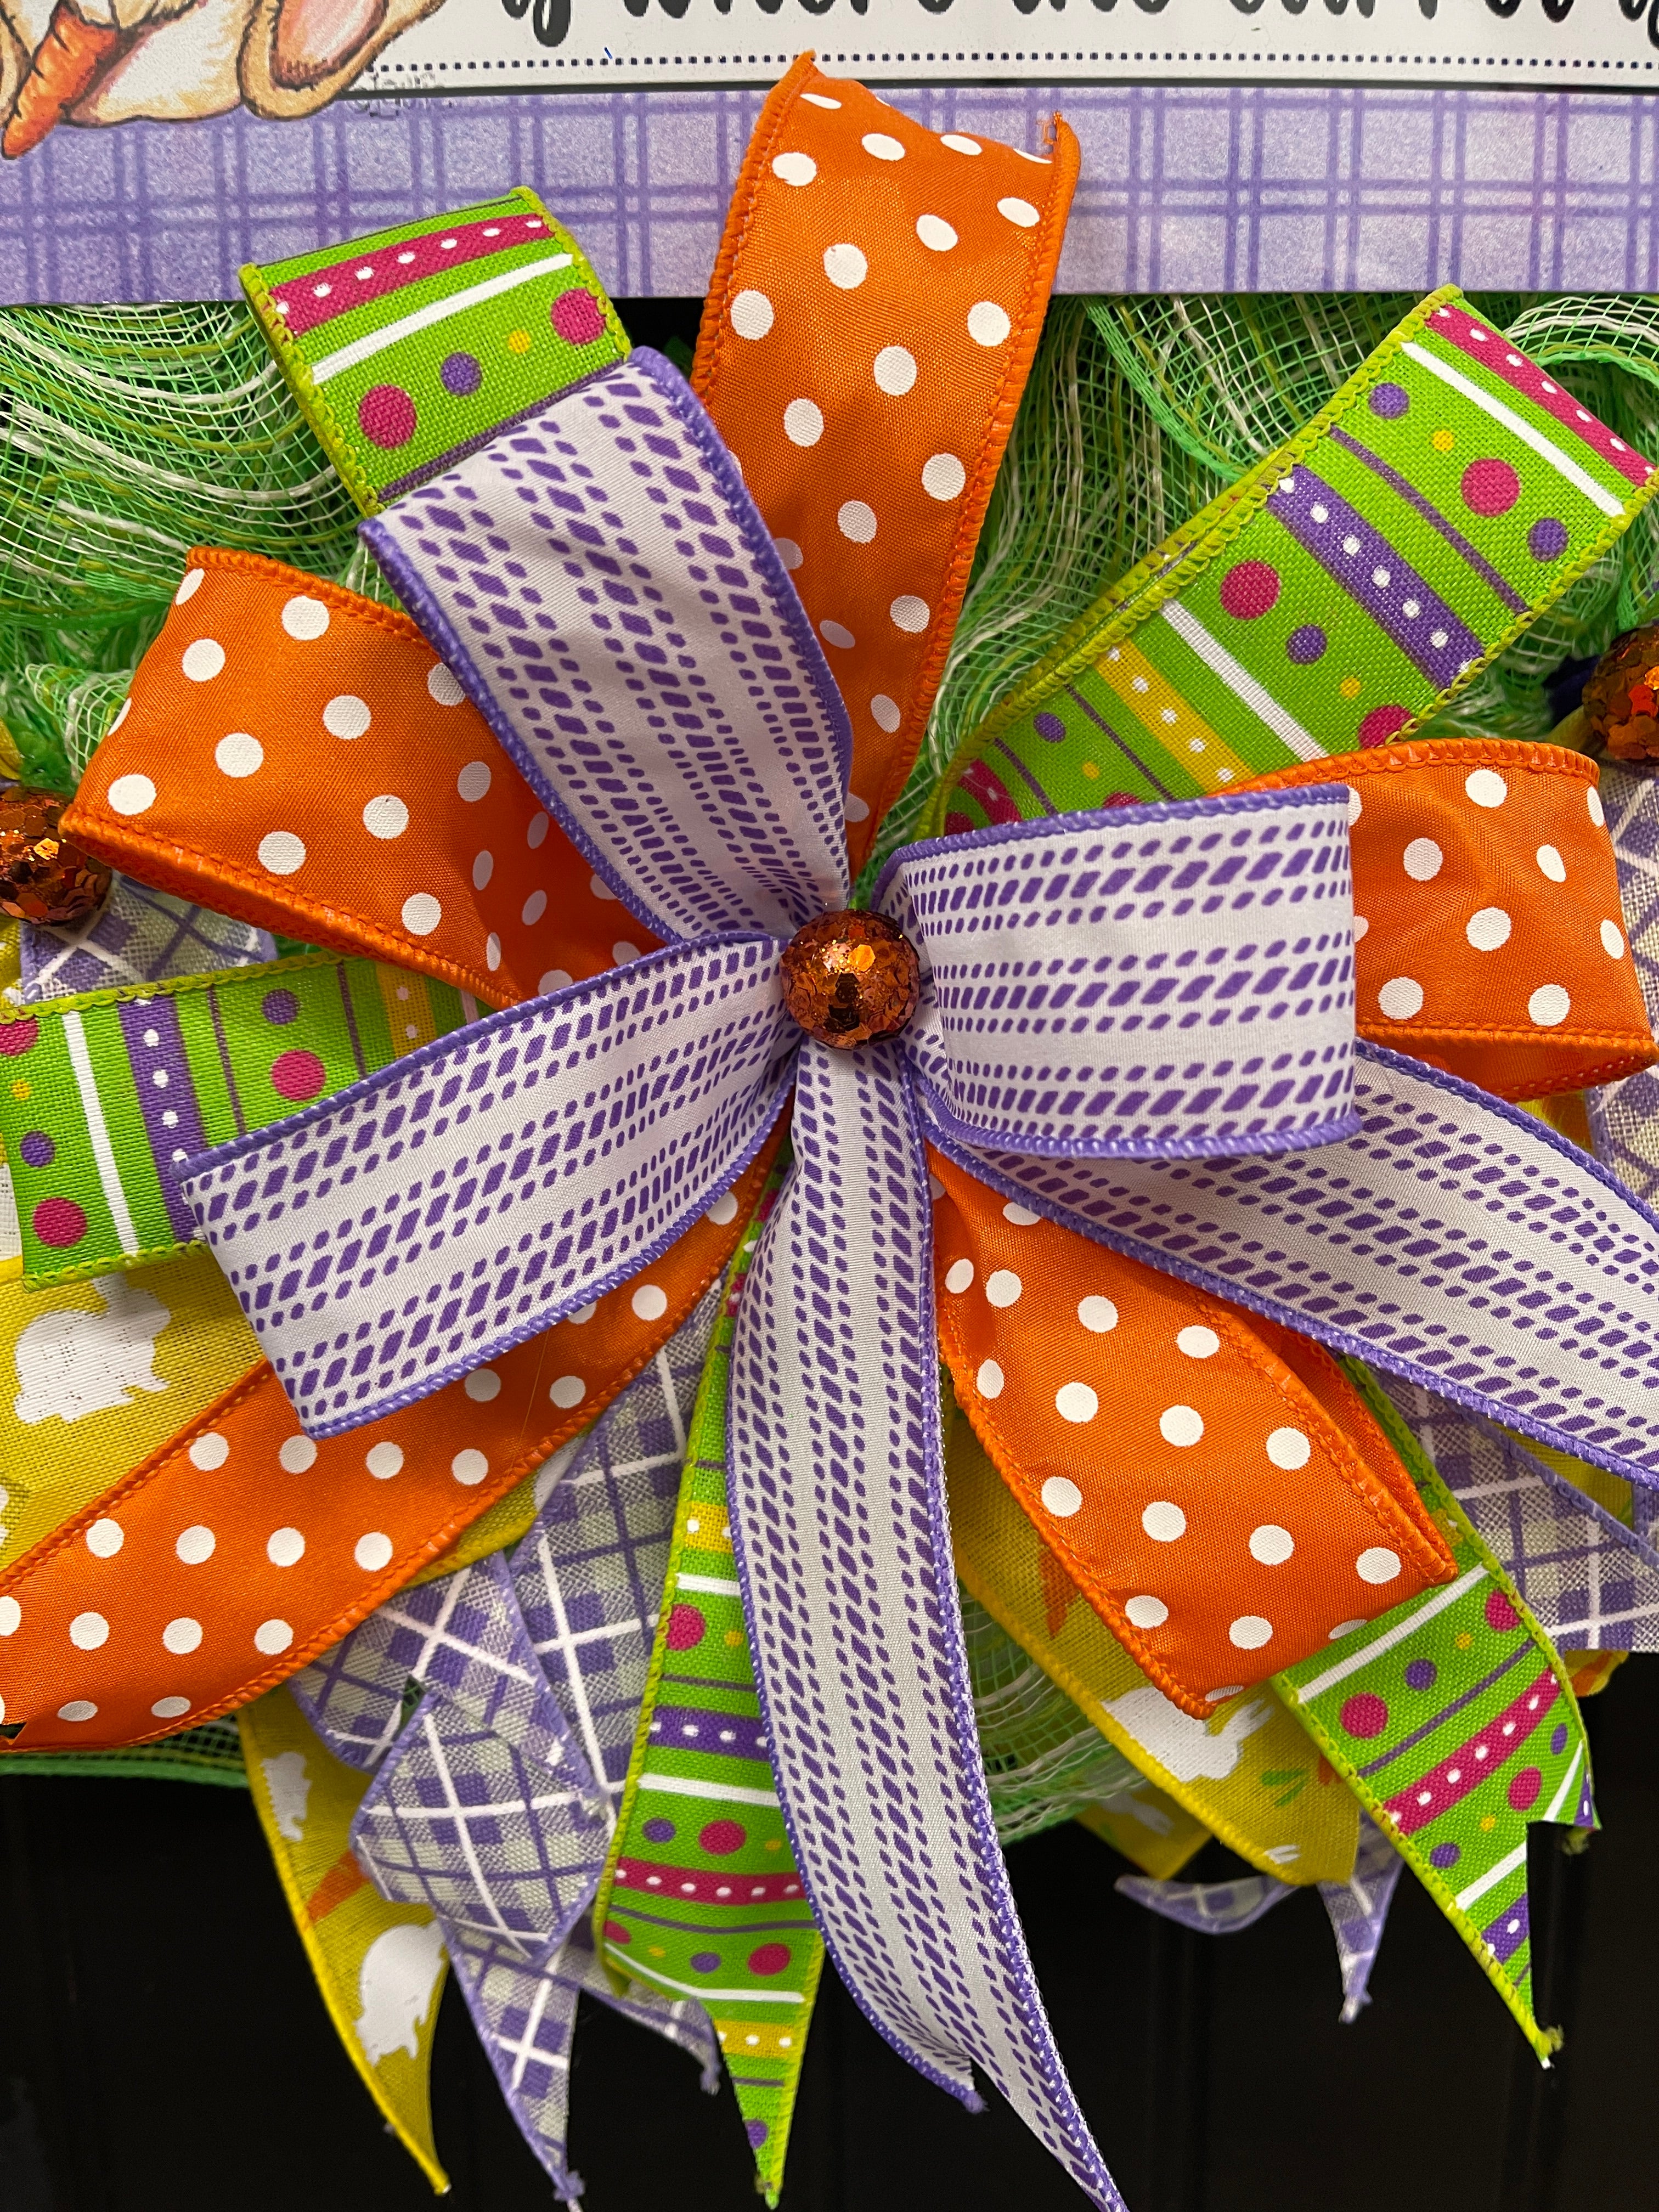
[178,937,792,1434]
[364,350,853,946]
[885,788,1358,1159]
[1242,739,1655,1101]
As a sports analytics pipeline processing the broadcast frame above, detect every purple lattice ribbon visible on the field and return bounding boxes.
[292,1290,723,2191]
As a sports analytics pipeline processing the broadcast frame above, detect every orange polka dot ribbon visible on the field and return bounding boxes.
[936,288,1657,833]
[931,1148,1458,1718]
[0,1143,772,1753]
[241,188,629,517]
[694,54,1079,870]
[1238,738,1656,1102]
[60,551,660,1012]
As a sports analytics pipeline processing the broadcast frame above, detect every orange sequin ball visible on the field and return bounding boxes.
[0,787,111,925]
[780,911,921,1049]
[1584,627,1659,763]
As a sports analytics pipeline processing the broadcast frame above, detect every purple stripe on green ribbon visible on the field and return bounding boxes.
[1353,1637,1532,1780]
[1063,684,1177,798]
[1266,464,1483,689]
[1484,1892,1531,1968]
[115,994,207,1245]
[647,1704,769,1762]
[1328,427,1530,617]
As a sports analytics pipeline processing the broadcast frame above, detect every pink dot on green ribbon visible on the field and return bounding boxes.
[665,1602,706,1650]
[271,1049,327,1103]
[358,384,417,449]
[1507,1765,1542,1812]
[1218,559,1281,619]
[551,289,605,346]
[32,1197,86,1247]
[1461,457,1521,517]
[0,1018,38,1057]
[1357,703,1410,748]
[1340,1692,1389,1739]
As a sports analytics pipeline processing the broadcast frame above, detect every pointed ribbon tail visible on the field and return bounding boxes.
[240,1686,450,2195]
[592,1173,822,2205]
[1322,1814,1406,2023]
[726,1035,1127,2208]
[1272,1369,1592,2063]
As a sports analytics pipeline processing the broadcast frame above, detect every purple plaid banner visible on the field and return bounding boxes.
[1382,1376,1659,1654]
[1,87,1653,304]
[18,873,275,1003]
[1118,1814,1404,2022]
[449,1913,719,2202]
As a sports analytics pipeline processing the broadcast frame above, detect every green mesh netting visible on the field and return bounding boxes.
[0,302,363,790]
[867,289,1659,882]
[0,1716,247,1787]
[963,1590,1136,1844]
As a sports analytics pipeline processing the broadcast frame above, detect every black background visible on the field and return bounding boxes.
[1,1657,1654,2212]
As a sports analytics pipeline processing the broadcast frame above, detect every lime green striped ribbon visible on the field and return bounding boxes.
[936,286,1658,831]
[594,1179,822,2208]
[0,955,469,1287]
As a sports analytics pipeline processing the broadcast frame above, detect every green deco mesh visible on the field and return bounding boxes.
[963,1591,1137,1844]
[4,289,1659,1793]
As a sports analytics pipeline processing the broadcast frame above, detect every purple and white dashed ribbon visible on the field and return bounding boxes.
[171,347,1659,2202]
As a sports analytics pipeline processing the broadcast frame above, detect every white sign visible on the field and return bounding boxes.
[363,0,1659,92]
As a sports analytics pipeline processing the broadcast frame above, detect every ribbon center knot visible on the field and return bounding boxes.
[779,909,921,1049]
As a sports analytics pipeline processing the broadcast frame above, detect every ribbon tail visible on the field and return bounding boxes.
[442,1916,719,2203]
[1115,1869,1294,1934]
[726,1035,1127,2209]
[240,1688,449,2194]
[1319,1814,1406,2024]
[1274,1369,1592,2064]
[442,1928,591,2202]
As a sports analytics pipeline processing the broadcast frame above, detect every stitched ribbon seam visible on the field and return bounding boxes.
[1239,740,1654,1101]
[946,1407,1363,1886]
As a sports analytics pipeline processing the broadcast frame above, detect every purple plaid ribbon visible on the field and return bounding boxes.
[1118,1814,1404,2024]
[170,342,1659,2208]
[292,1284,721,2187]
